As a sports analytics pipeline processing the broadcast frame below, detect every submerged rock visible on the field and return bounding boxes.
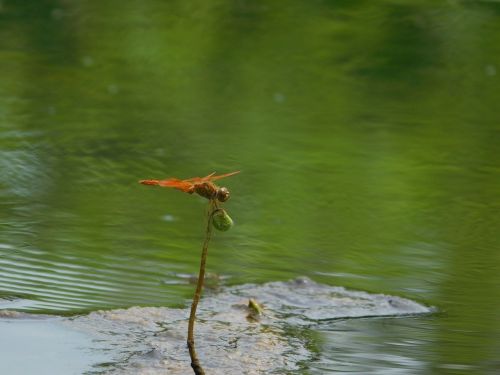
[2,278,432,374]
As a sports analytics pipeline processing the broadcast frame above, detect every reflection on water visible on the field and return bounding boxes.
[1,0,499,373]
[0,315,111,375]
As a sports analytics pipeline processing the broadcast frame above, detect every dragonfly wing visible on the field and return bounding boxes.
[209,171,240,181]
[140,171,238,191]
[139,178,194,193]
[185,172,216,183]
[157,178,194,192]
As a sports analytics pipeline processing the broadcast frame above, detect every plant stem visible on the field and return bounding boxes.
[187,201,216,375]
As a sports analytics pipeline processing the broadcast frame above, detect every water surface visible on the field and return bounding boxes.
[1,1,499,373]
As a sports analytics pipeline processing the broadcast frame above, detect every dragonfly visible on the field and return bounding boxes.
[139,171,240,203]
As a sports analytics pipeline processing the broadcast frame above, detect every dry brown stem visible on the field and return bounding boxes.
[187,201,217,375]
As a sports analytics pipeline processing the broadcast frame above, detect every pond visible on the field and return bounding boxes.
[1,1,499,374]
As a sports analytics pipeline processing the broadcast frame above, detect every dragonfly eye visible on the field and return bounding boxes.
[217,187,230,202]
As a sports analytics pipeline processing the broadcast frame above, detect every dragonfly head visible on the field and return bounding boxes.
[216,187,230,202]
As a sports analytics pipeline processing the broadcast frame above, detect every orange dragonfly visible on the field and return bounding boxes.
[139,171,240,202]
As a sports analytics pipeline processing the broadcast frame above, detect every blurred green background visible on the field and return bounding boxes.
[0,0,499,373]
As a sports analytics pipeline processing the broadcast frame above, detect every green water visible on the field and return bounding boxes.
[1,1,499,373]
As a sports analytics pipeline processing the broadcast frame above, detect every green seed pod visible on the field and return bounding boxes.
[212,209,233,231]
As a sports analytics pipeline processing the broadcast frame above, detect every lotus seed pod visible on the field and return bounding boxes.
[212,209,233,231]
